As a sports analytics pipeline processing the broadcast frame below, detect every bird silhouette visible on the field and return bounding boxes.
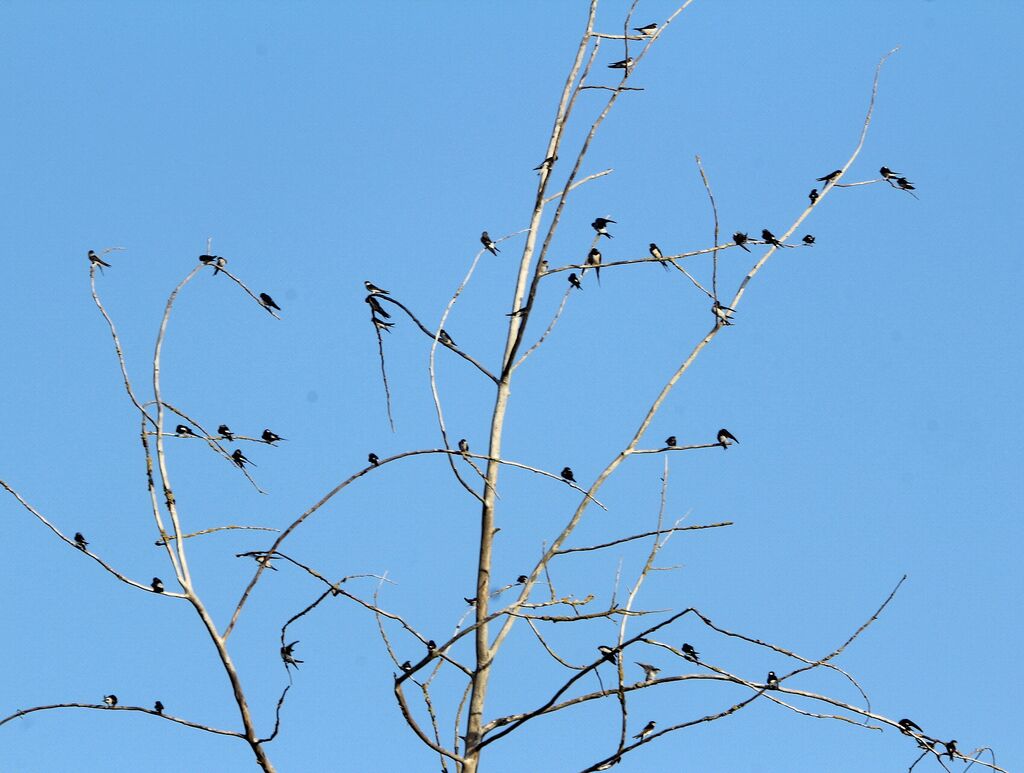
[368,452,380,466]
[568,272,583,290]
[808,188,819,206]
[217,424,234,441]
[732,232,750,252]
[261,429,284,444]
[761,229,782,248]
[636,662,661,683]
[766,671,779,689]
[154,700,164,714]
[74,532,88,550]
[88,250,111,272]
[364,280,389,295]
[682,642,700,662]
[560,467,576,483]
[649,243,670,270]
[633,23,657,36]
[665,435,677,447]
[259,293,281,312]
[151,577,164,593]
[585,248,602,284]
[802,234,815,245]
[103,694,117,707]
[591,217,615,238]
[712,300,735,326]
[717,428,739,448]
[231,449,254,468]
[175,424,196,437]
[608,58,634,70]
[480,231,499,255]
[634,720,656,740]
[816,169,842,185]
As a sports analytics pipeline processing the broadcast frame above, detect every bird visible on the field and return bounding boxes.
[366,295,391,318]
[480,231,499,255]
[808,188,819,205]
[213,257,228,275]
[103,694,118,707]
[712,300,735,326]
[175,424,195,437]
[372,318,395,333]
[649,243,669,270]
[560,467,576,483]
[217,424,234,441]
[154,700,164,714]
[597,645,617,662]
[943,740,958,760]
[608,58,634,70]
[516,575,529,584]
[568,272,583,290]
[400,661,413,673]
[634,720,656,740]
[717,428,739,448]
[426,640,437,652]
[231,449,254,468]
[732,232,750,252]
[585,248,602,284]
[636,662,661,683]
[879,166,900,180]
[261,429,284,444]
[457,438,470,455]
[198,254,218,265]
[665,435,677,447]
[816,169,842,185]
[898,718,923,735]
[802,234,815,245]
[538,258,549,274]
[761,229,783,248]
[368,452,380,466]
[259,292,281,312]
[591,217,615,238]
[633,22,657,35]
[533,155,557,171]
[896,177,915,191]
[88,250,111,271]
[438,329,456,347]
[766,671,780,689]
[364,280,389,295]
[74,532,88,550]
[151,577,164,593]
[682,643,700,662]
[464,596,477,606]
[281,640,303,670]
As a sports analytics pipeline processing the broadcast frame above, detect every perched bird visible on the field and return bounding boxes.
[198,254,218,265]
[761,229,783,248]
[457,438,470,455]
[533,155,557,172]
[585,248,603,284]
[568,272,583,290]
[808,188,819,206]
[681,643,699,662]
[281,640,303,670]
[516,575,529,584]
[879,166,900,180]
[943,740,958,760]
[480,231,499,256]
[368,452,380,466]
[732,232,751,252]
[898,718,923,735]
[366,295,391,318]
[103,694,118,707]
[88,250,111,271]
[664,435,677,447]
[560,467,576,483]
[802,234,815,245]
[636,662,661,683]
[261,429,284,444]
[598,645,617,662]
[712,300,735,326]
[259,292,281,312]
[464,596,477,606]
[74,532,88,550]
[591,217,615,238]
[175,424,195,437]
[426,640,437,652]
[372,318,395,333]
[400,661,413,673]
[816,169,842,185]
[151,577,164,593]
[538,258,549,274]
[217,424,234,441]
[438,329,456,347]
[231,449,254,468]
[608,57,634,70]
[364,280,389,295]
[213,256,227,275]
[594,759,622,771]
[766,671,780,690]
[649,243,669,270]
[717,428,739,448]
[896,177,915,191]
[154,700,164,714]
[634,720,656,740]
[634,22,657,35]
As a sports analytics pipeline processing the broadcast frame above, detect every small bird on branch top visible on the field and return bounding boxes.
[597,645,617,662]
[364,280,389,295]
[879,166,900,180]
[480,231,499,256]
[154,700,164,714]
[438,329,456,347]
[74,532,88,550]
[649,243,669,270]
[585,248,603,284]
[533,155,557,172]
[898,718,923,735]
[231,449,254,468]
[732,232,750,252]
[636,662,661,683]
[568,272,582,290]
[816,169,842,185]
[608,58,634,70]
[103,694,117,707]
[261,429,284,444]
[712,300,735,326]
[368,452,380,466]
[281,640,303,670]
[808,188,819,206]
[633,23,657,36]
[560,467,576,483]
[151,577,164,593]
[457,438,470,455]
[175,424,196,437]
[761,229,783,248]
[218,424,234,441]
[766,671,779,689]
[665,435,677,447]
[682,642,700,662]
[88,250,111,271]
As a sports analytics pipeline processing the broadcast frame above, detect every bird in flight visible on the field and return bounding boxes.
[591,217,615,238]
[665,435,677,447]
[103,694,118,707]
[816,169,842,185]
[560,467,576,483]
[766,671,779,689]
[480,231,499,256]
[802,234,815,245]
[154,700,164,714]
[261,429,284,444]
[175,424,196,437]
[568,272,582,290]
[712,300,735,326]
[649,243,670,270]
[761,229,783,248]
[74,532,88,550]
[88,250,111,272]
[633,23,657,36]
[808,188,819,206]
[217,424,234,441]
[364,280,389,295]
[231,449,254,468]
[717,428,739,448]
[732,232,750,252]
[151,577,164,593]
[585,248,603,284]
[634,720,656,740]
[608,57,634,70]
[259,293,281,313]
[636,662,661,683]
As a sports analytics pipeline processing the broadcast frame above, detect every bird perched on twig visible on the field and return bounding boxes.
[261,429,284,444]
[591,217,615,239]
[368,452,380,466]
[808,188,819,206]
[633,23,657,36]
[103,694,117,707]
[765,671,780,689]
[480,231,499,256]
[364,280,389,295]
[732,232,750,252]
[608,58,634,71]
[88,250,111,272]
[717,428,739,448]
[217,424,234,441]
[74,532,88,550]
[879,166,900,180]
[634,720,656,740]
[400,661,412,673]
[533,155,557,172]
[516,575,529,584]
[259,293,281,313]
[457,438,470,456]
[213,257,227,275]
[636,662,661,683]
[438,329,456,347]
[372,318,394,333]
[943,740,958,760]
[366,295,391,319]
[281,640,303,670]
[151,577,164,593]
[175,424,196,437]
[761,229,783,248]
[682,642,700,662]
[560,467,576,483]
[664,436,677,448]
[154,700,164,714]
[802,234,815,245]
[712,300,735,326]
[896,177,915,191]
[898,718,923,735]
[231,449,254,469]
[816,169,842,186]
[464,596,477,606]
[649,243,669,270]
[568,272,582,290]
[597,645,617,662]
[585,248,603,284]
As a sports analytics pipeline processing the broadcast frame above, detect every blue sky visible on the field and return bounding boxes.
[0,2,1021,771]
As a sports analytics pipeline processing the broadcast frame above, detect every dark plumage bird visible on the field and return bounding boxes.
[598,645,617,662]
[198,254,218,265]
[560,467,576,483]
[261,429,283,444]
[480,231,499,256]
[217,424,234,441]
[943,740,958,760]
[364,280,389,295]
[231,449,254,468]
[591,217,615,238]
[896,177,915,191]
[259,293,281,312]
[151,577,164,593]
[816,169,842,185]
[281,640,303,670]
[88,250,111,270]
[608,58,634,70]
[457,438,470,455]
[634,720,656,740]
[464,596,477,606]
[879,166,900,180]
[516,575,529,584]
[368,452,380,466]
[712,300,735,326]
[213,257,227,275]
[802,234,815,245]
[682,642,699,662]
[426,640,436,652]
[372,318,395,333]
[636,662,661,683]
[761,229,782,248]
[366,294,391,318]
[175,424,195,437]
[898,718,923,735]
[585,248,602,284]
[533,155,557,171]
[400,661,413,673]
[665,435,677,447]
[717,428,739,448]
[634,22,657,35]
[732,232,750,252]
[808,188,819,206]
[438,329,456,347]
[649,243,669,270]
[103,694,117,707]
[74,532,88,550]
[154,700,164,714]
[568,272,583,290]
[766,671,779,690]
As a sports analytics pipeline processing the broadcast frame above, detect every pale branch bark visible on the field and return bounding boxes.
[0,703,244,738]
[156,524,279,545]
[696,155,721,299]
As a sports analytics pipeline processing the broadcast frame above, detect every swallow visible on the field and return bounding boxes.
[682,643,699,662]
[458,438,470,455]
[154,700,164,714]
[281,640,303,670]
[74,532,88,550]
[896,177,915,191]
[633,23,657,36]
[261,429,284,444]
[636,662,661,683]
[438,329,456,347]
[808,188,819,206]
[712,300,735,326]
[88,250,111,271]
[151,577,164,593]
[516,575,528,584]
[538,258,549,274]
[898,718,923,735]
[231,449,254,468]
[368,452,380,466]
[533,155,557,171]
[400,661,413,672]
[464,596,477,606]
[649,243,670,270]
[213,256,227,275]
[426,640,436,652]
[879,166,900,180]
[175,424,196,436]
[198,254,218,265]
[594,759,621,771]
[608,58,634,70]
[664,435,677,447]
[372,318,395,333]
[802,234,815,245]
[568,272,582,290]
[560,466,576,483]
[766,671,779,690]
[634,720,656,740]
[717,428,738,448]
[217,424,234,441]
[943,740,957,760]
[364,280,389,295]
[481,231,499,256]
[103,694,118,707]
[598,645,617,662]
[591,217,615,238]
[816,169,842,185]
[366,295,391,318]
[259,292,281,312]
[585,248,602,284]
[732,232,750,252]
[917,737,937,751]
[761,229,782,248]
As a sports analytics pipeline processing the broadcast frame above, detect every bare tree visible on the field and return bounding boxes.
[0,3,1007,772]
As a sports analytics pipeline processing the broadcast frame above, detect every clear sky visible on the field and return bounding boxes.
[0,2,1021,772]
